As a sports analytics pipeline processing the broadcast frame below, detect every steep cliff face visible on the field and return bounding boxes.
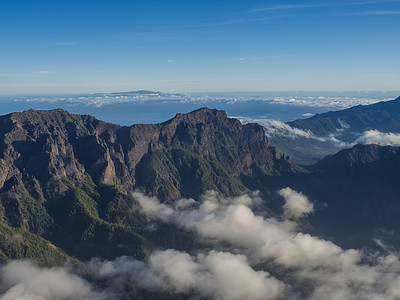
[0,107,299,261]
[158,108,295,176]
[132,108,299,199]
[0,107,297,202]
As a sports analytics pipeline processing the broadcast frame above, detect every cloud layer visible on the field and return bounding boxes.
[132,189,400,299]
[279,187,314,219]
[90,250,283,300]
[0,260,103,300]
[3,188,400,299]
[15,93,390,109]
[356,130,400,146]
[238,117,348,147]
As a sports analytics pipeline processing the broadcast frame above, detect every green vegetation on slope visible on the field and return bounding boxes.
[135,149,248,201]
[0,222,76,267]
[0,107,297,266]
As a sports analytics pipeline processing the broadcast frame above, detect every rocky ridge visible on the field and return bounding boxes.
[0,107,299,262]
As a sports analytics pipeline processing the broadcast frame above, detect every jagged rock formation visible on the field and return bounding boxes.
[0,107,299,261]
[1,106,400,264]
[0,107,298,201]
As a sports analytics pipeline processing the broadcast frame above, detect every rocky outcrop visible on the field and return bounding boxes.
[0,107,298,203]
[0,107,302,261]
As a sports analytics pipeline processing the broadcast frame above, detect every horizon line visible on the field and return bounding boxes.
[1,90,400,96]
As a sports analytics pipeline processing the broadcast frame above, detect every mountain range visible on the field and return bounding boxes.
[1,101,400,298]
[0,107,301,264]
[269,96,400,164]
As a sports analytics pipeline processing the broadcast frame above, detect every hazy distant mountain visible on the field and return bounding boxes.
[269,96,400,164]
[91,90,189,98]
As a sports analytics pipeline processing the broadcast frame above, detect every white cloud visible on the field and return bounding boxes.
[4,189,400,299]
[133,190,354,268]
[237,117,348,147]
[278,187,314,219]
[90,250,283,300]
[0,260,103,300]
[136,193,174,221]
[356,130,400,146]
[133,189,400,299]
[200,251,283,300]
[264,119,320,139]
[338,118,350,129]
[17,93,391,110]
[174,197,196,210]
[237,117,317,139]
[167,59,176,63]
[266,96,390,108]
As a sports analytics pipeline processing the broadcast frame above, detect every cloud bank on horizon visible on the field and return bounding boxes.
[14,92,393,109]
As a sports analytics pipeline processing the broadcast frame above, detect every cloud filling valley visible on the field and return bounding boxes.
[2,189,400,299]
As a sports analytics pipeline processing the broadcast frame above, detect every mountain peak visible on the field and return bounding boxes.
[313,144,400,170]
[8,108,77,124]
[165,107,229,125]
[183,106,225,116]
[0,107,299,202]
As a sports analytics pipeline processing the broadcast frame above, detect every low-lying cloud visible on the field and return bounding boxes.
[3,188,400,299]
[15,93,389,109]
[132,189,400,299]
[278,187,314,219]
[238,117,348,147]
[240,116,400,151]
[0,260,104,300]
[90,250,283,300]
[356,130,400,147]
[133,189,350,268]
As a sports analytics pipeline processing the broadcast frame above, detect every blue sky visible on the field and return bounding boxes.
[0,0,399,94]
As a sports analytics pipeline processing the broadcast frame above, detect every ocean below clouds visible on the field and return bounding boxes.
[1,91,398,126]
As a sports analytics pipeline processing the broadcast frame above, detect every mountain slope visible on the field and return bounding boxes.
[269,96,400,164]
[289,96,400,136]
[254,143,400,249]
[0,107,299,262]
[313,143,400,170]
